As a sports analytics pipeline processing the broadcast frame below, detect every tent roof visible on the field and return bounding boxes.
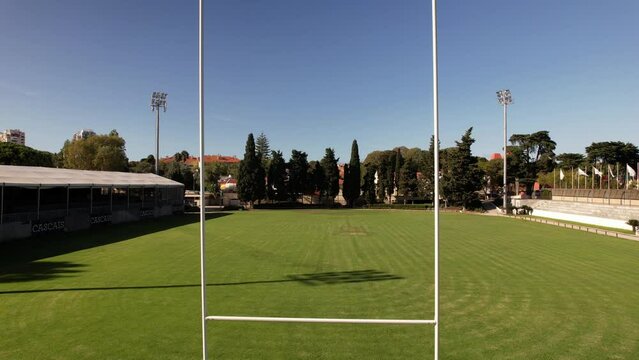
[0,165,184,188]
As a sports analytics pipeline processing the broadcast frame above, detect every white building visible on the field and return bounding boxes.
[72,129,96,141]
[0,129,26,145]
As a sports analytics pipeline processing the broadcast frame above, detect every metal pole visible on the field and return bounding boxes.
[503,103,508,214]
[431,0,440,358]
[37,185,41,220]
[1,183,4,225]
[199,0,208,358]
[156,107,160,175]
[66,186,69,216]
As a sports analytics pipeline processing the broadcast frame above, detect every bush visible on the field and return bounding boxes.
[353,197,368,208]
[540,189,552,200]
[627,219,639,234]
[223,205,243,211]
[465,198,483,211]
[253,202,326,210]
[184,205,199,212]
[520,205,533,215]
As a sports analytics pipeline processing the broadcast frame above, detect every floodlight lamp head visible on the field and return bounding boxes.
[497,89,513,106]
[151,91,168,112]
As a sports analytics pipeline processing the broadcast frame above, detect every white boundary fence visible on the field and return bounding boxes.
[198,1,441,359]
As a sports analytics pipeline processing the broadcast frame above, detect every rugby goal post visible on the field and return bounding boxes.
[197,0,442,358]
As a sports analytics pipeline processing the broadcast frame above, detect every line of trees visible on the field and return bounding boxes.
[0,142,56,167]
[479,134,639,192]
[236,127,487,210]
[363,127,483,209]
[237,133,348,207]
[5,126,639,205]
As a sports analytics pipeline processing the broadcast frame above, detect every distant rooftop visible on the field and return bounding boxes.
[161,155,240,166]
[0,165,183,188]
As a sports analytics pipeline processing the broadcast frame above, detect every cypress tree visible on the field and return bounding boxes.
[287,150,309,202]
[267,150,287,201]
[255,132,271,168]
[342,164,350,206]
[237,133,265,207]
[362,164,377,204]
[309,161,326,203]
[345,139,361,207]
[441,127,482,210]
[394,148,404,194]
[320,148,340,204]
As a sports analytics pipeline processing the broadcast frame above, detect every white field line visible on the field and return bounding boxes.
[206,316,436,325]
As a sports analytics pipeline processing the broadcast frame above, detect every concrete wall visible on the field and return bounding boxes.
[516,199,638,231]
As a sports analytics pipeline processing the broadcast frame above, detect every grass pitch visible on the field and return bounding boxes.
[1,210,639,359]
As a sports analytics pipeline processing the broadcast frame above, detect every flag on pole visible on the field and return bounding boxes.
[578,168,588,176]
[608,165,615,178]
[627,164,637,178]
[592,166,602,177]
[374,171,379,185]
[560,169,565,181]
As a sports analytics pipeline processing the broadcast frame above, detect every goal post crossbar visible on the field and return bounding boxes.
[206,316,436,325]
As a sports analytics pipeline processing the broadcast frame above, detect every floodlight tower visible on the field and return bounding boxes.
[151,92,168,174]
[497,89,513,214]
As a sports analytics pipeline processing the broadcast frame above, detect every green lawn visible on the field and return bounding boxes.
[1,210,639,359]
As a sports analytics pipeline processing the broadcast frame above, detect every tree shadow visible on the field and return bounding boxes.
[0,213,232,269]
[0,261,86,283]
[286,270,404,286]
[0,269,403,295]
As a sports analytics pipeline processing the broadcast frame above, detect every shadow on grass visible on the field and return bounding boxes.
[0,213,232,276]
[0,261,86,283]
[287,270,403,285]
[0,269,403,295]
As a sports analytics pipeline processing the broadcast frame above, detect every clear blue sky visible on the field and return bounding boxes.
[1,0,637,163]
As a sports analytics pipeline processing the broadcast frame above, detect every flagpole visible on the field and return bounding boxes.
[616,163,619,189]
[571,167,574,189]
[553,168,556,190]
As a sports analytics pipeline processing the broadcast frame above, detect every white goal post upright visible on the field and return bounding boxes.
[198,0,208,358]
[432,0,440,358]
[198,0,441,359]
